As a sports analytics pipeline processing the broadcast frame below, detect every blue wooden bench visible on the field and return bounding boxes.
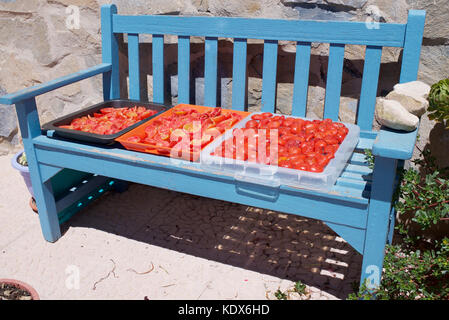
[0,4,426,290]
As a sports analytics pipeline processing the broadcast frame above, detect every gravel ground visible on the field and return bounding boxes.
[0,155,362,300]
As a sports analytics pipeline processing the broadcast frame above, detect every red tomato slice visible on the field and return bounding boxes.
[281,118,295,127]
[127,136,142,143]
[100,107,115,114]
[251,114,264,121]
[261,112,273,119]
[268,120,281,129]
[309,165,324,173]
[245,120,259,129]
[324,136,339,145]
[211,114,227,124]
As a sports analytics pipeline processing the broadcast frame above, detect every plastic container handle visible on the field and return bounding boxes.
[234,173,280,202]
[234,173,280,188]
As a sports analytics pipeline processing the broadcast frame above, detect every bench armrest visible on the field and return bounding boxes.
[372,124,419,160]
[0,63,112,105]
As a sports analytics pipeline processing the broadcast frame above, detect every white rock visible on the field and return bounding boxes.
[393,81,431,99]
[385,91,427,117]
[385,81,431,117]
[375,98,419,132]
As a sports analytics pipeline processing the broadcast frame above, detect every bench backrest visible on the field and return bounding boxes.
[101,4,425,132]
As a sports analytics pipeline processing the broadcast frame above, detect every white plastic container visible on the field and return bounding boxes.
[200,112,360,191]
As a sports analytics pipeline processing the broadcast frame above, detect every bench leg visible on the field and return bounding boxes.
[386,159,404,245]
[15,98,61,242]
[33,172,62,242]
[387,206,396,245]
[360,156,397,291]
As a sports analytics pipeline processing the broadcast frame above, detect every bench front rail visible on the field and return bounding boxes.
[0,5,426,291]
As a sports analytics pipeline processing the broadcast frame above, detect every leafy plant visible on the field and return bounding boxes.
[395,148,449,242]
[364,149,374,169]
[18,152,28,167]
[294,280,307,295]
[274,289,287,300]
[348,147,449,300]
[428,78,449,129]
[347,280,377,300]
[348,239,449,300]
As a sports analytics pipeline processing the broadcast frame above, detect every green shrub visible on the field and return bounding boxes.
[349,147,449,300]
[428,78,449,129]
[18,152,28,166]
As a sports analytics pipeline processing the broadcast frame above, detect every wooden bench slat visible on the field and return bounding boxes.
[336,177,371,191]
[101,5,119,100]
[340,171,372,182]
[204,37,218,107]
[399,10,426,83]
[332,184,370,201]
[346,163,372,175]
[324,43,345,121]
[127,33,140,100]
[178,35,190,104]
[261,40,278,113]
[232,38,247,111]
[152,34,165,104]
[357,45,383,131]
[292,41,311,117]
[113,15,407,47]
[356,136,375,151]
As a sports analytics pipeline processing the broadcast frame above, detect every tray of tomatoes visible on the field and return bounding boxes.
[41,99,171,145]
[116,104,250,161]
[200,112,360,190]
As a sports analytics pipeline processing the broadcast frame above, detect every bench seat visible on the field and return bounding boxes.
[33,135,373,208]
[31,132,381,256]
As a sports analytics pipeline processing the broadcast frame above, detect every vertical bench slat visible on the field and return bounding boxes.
[400,10,426,83]
[152,34,165,104]
[127,33,140,100]
[178,35,191,104]
[261,40,278,113]
[324,43,345,120]
[232,38,247,111]
[357,45,383,131]
[101,4,120,100]
[292,41,312,117]
[204,37,218,107]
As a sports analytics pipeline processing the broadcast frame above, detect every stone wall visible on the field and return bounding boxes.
[0,0,448,166]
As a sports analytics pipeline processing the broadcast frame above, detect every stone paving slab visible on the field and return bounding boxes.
[0,155,362,300]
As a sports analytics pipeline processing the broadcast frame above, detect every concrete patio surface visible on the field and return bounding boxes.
[0,154,362,300]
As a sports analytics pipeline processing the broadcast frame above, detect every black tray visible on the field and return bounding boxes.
[42,99,172,145]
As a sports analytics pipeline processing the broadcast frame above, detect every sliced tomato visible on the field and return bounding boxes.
[211,114,227,124]
[309,165,324,173]
[251,114,264,121]
[100,107,115,114]
[245,120,259,129]
[127,136,142,143]
[261,112,273,119]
